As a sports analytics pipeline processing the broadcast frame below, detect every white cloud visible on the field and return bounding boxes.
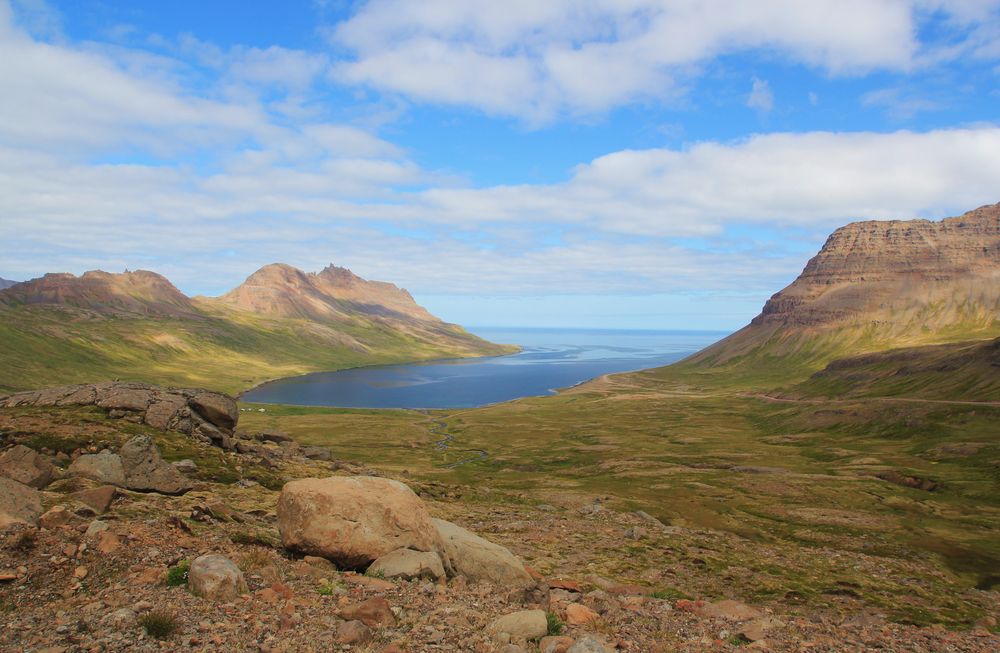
[330,0,925,121]
[747,77,774,113]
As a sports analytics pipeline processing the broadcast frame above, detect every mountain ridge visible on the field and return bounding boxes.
[0,263,514,394]
[682,202,1000,378]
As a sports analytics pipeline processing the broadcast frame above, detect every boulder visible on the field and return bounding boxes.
[188,554,247,601]
[488,609,547,641]
[369,548,446,581]
[119,435,192,495]
[277,476,442,568]
[39,505,76,529]
[340,597,396,628]
[336,620,372,644]
[0,445,56,488]
[302,446,332,461]
[0,477,42,529]
[433,518,532,587]
[190,392,238,430]
[68,451,126,486]
[565,603,599,625]
[71,486,117,514]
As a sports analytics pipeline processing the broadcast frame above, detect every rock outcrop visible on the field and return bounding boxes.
[277,476,444,568]
[68,451,126,486]
[687,202,1000,366]
[0,382,238,448]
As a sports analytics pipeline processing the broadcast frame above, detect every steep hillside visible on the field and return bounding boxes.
[680,202,1000,383]
[789,337,1000,401]
[0,277,18,290]
[0,266,513,394]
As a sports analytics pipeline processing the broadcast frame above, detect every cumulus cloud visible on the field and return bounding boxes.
[327,0,969,121]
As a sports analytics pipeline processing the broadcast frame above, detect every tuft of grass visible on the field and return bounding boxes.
[545,611,564,636]
[650,588,690,601]
[317,581,338,596]
[139,611,178,639]
[237,548,273,571]
[165,560,190,587]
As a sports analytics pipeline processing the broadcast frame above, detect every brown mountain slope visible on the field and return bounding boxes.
[683,202,1000,378]
[0,270,200,318]
[211,263,436,322]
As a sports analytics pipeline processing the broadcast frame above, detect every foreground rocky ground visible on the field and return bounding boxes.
[1,385,998,652]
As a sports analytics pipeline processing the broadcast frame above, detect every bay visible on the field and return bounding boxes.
[240,327,726,409]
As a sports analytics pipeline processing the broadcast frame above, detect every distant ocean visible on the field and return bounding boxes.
[240,327,727,409]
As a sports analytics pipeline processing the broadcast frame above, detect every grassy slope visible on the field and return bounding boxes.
[237,349,1000,626]
[0,304,515,395]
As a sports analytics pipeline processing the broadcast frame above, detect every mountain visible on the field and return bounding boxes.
[683,202,1000,380]
[0,270,199,318]
[0,265,514,394]
[216,263,437,322]
[0,278,17,290]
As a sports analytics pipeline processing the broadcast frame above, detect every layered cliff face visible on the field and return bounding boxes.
[687,202,1000,368]
[0,270,200,318]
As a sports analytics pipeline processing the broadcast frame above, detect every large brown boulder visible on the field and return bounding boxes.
[190,392,238,431]
[278,476,443,568]
[0,445,56,488]
[119,435,192,495]
[434,518,532,587]
[0,477,43,530]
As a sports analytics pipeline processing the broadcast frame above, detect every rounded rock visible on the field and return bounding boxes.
[188,554,247,601]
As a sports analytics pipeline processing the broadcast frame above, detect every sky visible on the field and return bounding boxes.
[0,0,998,330]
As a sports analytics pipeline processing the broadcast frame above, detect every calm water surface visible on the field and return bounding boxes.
[241,327,725,409]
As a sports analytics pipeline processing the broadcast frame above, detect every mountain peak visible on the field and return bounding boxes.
[216,263,431,322]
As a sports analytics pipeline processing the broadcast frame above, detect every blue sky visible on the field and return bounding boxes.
[1,0,998,330]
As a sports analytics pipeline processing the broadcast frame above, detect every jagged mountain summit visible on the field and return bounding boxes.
[686,202,1000,372]
[0,264,513,393]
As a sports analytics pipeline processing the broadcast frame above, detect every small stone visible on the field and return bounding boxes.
[74,566,88,579]
[96,531,121,554]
